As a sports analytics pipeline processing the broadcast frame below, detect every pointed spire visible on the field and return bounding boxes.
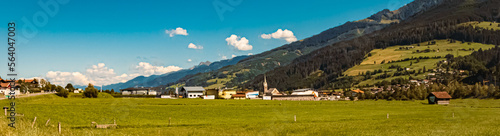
[263,74,268,93]
[264,74,267,83]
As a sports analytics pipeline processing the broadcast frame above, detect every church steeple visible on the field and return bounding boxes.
[263,74,268,93]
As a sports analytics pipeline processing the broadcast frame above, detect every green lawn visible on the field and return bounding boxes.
[1,94,499,135]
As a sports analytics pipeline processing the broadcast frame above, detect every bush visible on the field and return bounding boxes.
[56,89,69,98]
[83,84,99,98]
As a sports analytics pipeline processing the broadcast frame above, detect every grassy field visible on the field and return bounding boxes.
[1,94,499,136]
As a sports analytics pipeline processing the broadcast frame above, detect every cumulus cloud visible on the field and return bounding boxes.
[188,43,203,49]
[84,63,136,86]
[232,54,237,58]
[46,71,92,86]
[135,62,183,76]
[261,29,297,43]
[188,59,192,62]
[45,62,183,86]
[221,55,228,59]
[225,34,253,51]
[248,53,253,55]
[165,27,188,37]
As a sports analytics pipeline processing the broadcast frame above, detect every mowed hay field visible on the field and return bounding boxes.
[1,94,500,136]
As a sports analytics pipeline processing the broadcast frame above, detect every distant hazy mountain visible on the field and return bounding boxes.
[173,0,446,89]
[103,55,248,91]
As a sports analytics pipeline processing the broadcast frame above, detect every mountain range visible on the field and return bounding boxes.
[104,0,499,92]
[102,56,248,90]
[172,0,449,89]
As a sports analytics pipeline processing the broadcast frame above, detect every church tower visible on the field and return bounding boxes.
[263,74,268,93]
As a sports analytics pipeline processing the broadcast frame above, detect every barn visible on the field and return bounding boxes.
[180,86,206,98]
[427,92,452,105]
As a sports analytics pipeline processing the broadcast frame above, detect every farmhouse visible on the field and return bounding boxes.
[20,79,39,88]
[427,92,452,105]
[219,88,237,99]
[180,86,205,98]
[120,87,157,95]
[0,78,39,95]
[1,82,20,95]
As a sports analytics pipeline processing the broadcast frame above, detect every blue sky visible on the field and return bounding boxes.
[0,0,412,86]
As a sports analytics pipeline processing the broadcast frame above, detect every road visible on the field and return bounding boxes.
[0,92,55,100]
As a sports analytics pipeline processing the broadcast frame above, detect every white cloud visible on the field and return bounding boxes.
[232,54,236,58]
[165,27,188,37]
[248,53,253,55]
[225,34,253,51]
[188,43,203,49]
[188,59,192,62]
[135,62,183,76]
[45,62,183,86]
[84,63,135,86]
[261,29,297,43]
[46,71,92,86]
[221,55,228,59]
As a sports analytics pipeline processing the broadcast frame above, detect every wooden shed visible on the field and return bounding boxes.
[427,92,452,105]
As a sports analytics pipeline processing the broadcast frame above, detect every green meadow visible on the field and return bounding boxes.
[1,94,499,136]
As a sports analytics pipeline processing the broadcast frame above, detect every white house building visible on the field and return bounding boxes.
[1,83,20,96]
[246,91,259,99]
[180,86,205,98]
[120,87,157,95]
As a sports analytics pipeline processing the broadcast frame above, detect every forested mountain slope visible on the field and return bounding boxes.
[173,0,446,89]
[246,0,500,91]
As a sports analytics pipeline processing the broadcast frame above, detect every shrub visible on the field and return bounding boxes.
[83,84,99,98]
[56,89,69,98]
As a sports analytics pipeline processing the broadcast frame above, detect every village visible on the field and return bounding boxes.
[118,75,452,105]
[0,73,453,104]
